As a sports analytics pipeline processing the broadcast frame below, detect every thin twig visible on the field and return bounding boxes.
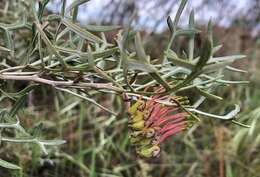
[56,87,117,116]
[0,74,125,93]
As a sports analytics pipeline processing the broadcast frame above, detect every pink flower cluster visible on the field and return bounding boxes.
[128,90,196,158]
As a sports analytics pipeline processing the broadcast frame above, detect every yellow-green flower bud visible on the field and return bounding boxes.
[128,100,145,115]
[129,120,145,130]
[129,111,144,123]
[137,145,160,158]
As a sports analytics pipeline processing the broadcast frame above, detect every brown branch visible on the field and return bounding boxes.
[0,73,125,93]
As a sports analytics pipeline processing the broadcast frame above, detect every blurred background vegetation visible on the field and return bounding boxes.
[0,0,259,177]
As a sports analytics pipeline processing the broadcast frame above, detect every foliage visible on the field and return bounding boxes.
[0,0,251,174]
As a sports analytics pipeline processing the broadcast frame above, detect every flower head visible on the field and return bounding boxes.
[127,87,198,158]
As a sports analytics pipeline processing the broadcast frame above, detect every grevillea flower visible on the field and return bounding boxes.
[127,87,198,158]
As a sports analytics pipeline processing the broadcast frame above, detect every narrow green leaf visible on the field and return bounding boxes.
[188,9,195,61]
[165,16,176,52]
[134,32,148,63]
[3,28,14,56]
[233,129,248,153]
[0,45,11,52]
[166,50,195,70]
[189,9,195,28]
[38,0,50,21]
[175,28,200,36]
[251,133,260,151]
[56,87,117,115]
[203,75,249,84]
[56,46,119,59]
[82,24,121,32]
[0,14,27,30]
[31,0,40,23]
[90,150,97,177]
[15,84,38,98]
[31,123,44,137]
[231,120,251,128]
[212,44,222,54]
[171,37,212,92]
[166,0,188,54]
[202,61,233,73]
[207,19,213,45]
[35,22,67,68]
[188,104,240,120]
[195,87,223,101]
[117,14,136,91]
[60,100,80,115]
[87,45,95,68]
[208,55,246,63]
[40,139,66,146]
[9,95,26,117]
[167,16,174,33]
[57,153,90,174]
[0,159,21,170]
[0,84,38,101]
[65,0,90,14]
[177,74,223,91]
[216,79,250,84]
[225,66,248,73]
[173,0,188,30]
[169,57,195,70]
[61,0,67,17]
[87,46,121,88]
[0,89,16,101]
[47,14,61,21]
[225,160,234,177]
[149,72,171,90]
[196,37,212,69]
[72,3,79,22]
[127,60,155,73]
[62,18,104,43]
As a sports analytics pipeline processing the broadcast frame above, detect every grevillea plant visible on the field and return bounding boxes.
[0,0,249,169]
[126,87,198,157]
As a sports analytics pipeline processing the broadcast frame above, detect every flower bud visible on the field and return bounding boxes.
[128,100,144,115]
[137,145,160,158]
[129,111,144,123]
[129,120,145,130]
